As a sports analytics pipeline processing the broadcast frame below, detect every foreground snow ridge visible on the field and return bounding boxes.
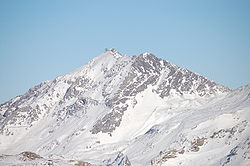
[0,49,249,166]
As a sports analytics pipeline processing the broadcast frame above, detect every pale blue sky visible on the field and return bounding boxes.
[0,0,250,103]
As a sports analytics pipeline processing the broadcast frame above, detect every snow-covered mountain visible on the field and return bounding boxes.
[0,49,249,166]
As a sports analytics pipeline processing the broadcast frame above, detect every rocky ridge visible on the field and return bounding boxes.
[0,49,248,166]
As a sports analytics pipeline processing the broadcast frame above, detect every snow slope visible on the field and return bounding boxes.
[0,49,249,166]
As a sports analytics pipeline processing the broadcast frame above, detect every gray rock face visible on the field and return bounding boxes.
[104,152,132,166]
[0,81,52,135]
[91,52,229,134]
[0,49,230,135]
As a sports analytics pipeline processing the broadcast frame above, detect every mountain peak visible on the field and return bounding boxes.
[1,49,248,166]
[141,52,153,56]
[104,48,122,58]
[138,52,156,59]
[86,48,122,70]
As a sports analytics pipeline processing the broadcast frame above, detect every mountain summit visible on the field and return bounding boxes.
[0,49,249,166]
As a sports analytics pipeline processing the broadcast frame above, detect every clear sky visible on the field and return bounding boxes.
[0,0,250,103]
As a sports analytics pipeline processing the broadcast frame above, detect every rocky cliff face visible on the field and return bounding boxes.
[1,49,248,166]
[91,51,229,134]
[0,49,229,135]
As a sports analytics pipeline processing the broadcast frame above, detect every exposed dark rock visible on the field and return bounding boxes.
[91,53,229,134]
[0,51,229,135]
[105,152,132,166]
[19,151,42,161]
[190,138,206,152]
